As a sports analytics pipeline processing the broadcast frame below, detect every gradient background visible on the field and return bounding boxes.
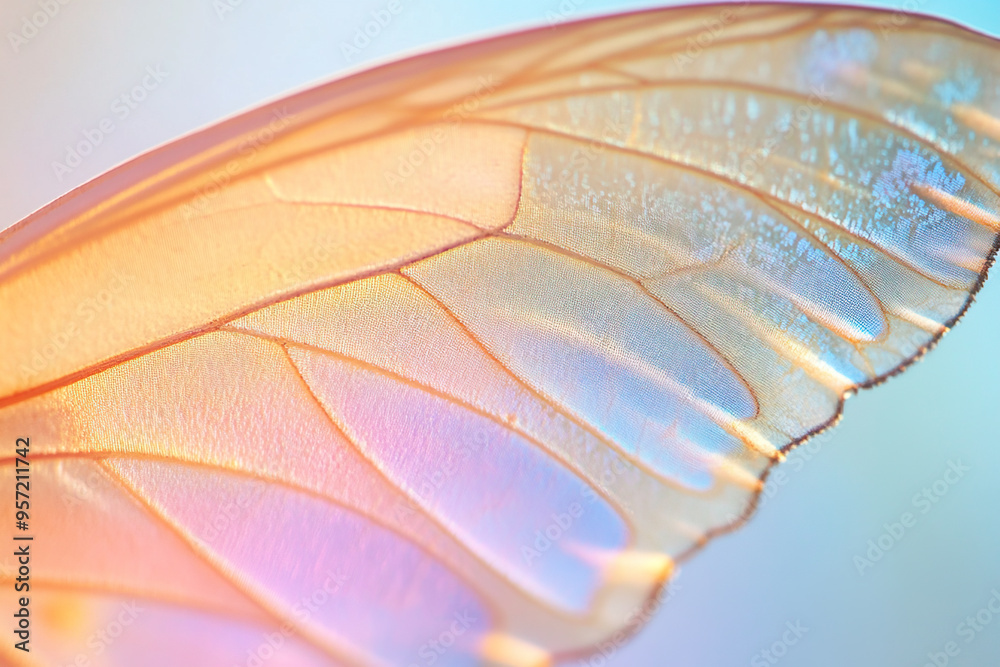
[1,1,997,665]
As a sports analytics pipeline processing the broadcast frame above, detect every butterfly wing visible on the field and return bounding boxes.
[2,4,998,665]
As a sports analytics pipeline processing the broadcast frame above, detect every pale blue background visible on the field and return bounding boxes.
[1,1,997,665]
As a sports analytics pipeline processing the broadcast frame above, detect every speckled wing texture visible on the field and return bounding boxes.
[2,4,999,666]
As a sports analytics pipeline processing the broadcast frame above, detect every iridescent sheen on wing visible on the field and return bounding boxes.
[1,4,998,665]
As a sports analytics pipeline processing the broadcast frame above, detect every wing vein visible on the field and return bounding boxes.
[470,117,963,288]
[477,78,1000,202]
[94,459,373,666]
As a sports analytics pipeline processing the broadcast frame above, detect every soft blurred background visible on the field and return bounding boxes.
[1,1,996,665]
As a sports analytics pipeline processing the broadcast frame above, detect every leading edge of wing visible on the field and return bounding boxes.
[3,2,996,272]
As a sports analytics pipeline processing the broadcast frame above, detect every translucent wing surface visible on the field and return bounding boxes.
[1,4,998,665]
